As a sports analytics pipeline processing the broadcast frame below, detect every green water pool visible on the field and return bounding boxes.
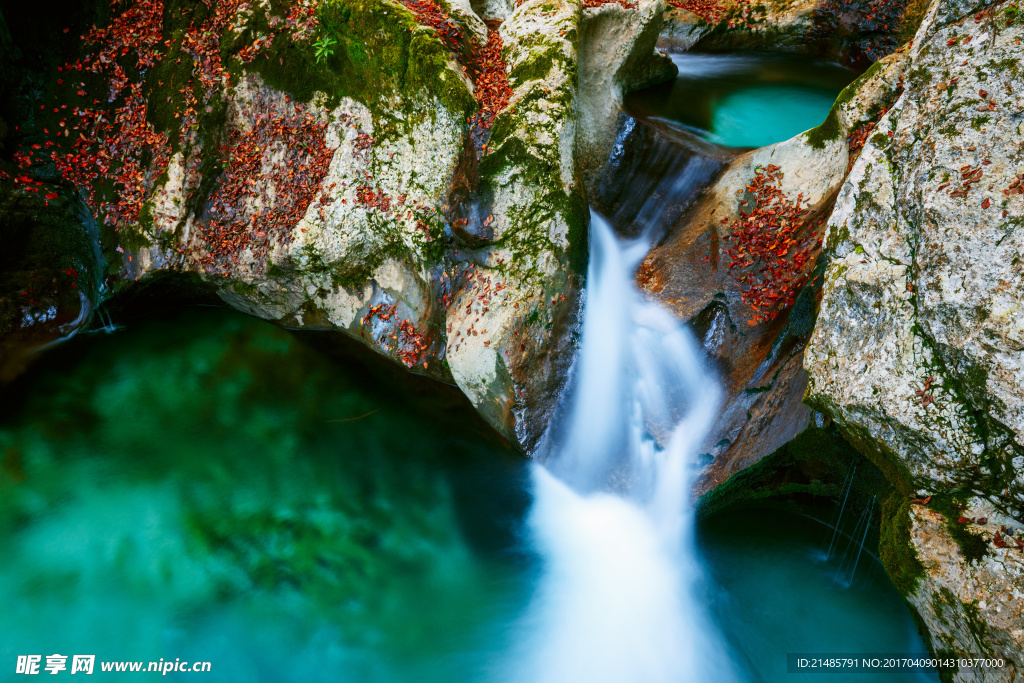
[625,52,859,150]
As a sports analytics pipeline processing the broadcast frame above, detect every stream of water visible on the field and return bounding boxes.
[516,214,736,683]
[0,305,935,682]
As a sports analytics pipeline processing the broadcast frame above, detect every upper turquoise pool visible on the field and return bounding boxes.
[625,52,859,150]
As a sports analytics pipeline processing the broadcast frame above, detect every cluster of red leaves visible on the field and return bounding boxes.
[353,132,375,154]
[51,83,172,230]
[948,162,985,199]
[196,94,332,273]
[9,0,323,246]
[399,0,464,51]
[360,303,431,368]
[352,182,428,224]
[355,185,394,212]
[394,4,510,142]
[722,164,820,325]
[668,0,725,24]
[23,0,173,231]
[81,0,164,96]
[846,121,875,172]
[450,211,494,232]
[581,0,637,9]
[7,173,63,206]
[284,3,320,39]
[469,29,513,138]
[1003,172,1024,196]
[188,0,319,97]
[182,0,250,99]
[847,81,901,171]
[993,528,1024,550]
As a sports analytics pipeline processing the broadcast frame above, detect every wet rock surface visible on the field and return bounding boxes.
[625,52,903,496]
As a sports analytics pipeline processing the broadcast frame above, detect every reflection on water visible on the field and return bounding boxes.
[626,52,860,149]
[0,308,935,681]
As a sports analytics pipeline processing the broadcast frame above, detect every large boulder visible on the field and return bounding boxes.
[577,0,676,191]
[0,0,673,450]
[804,0,1024,673]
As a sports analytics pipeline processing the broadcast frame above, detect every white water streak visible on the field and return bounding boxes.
[515,213,737,683]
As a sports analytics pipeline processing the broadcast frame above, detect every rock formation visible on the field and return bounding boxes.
[0,0,671,450]
[805,0,1024,672]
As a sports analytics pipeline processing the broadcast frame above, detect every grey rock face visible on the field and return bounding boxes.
[804,0,1024,671]
[805,0,1024,519]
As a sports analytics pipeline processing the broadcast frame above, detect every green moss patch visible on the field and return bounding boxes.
[879,491,925,594]
[927,491,990,564]
[227,0,476,137]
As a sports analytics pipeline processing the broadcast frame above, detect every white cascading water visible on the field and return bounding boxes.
[514,211,738,683]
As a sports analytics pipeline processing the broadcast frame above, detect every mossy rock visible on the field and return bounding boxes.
[222,0,477,137]
[698,422,884,518]
[0,182,103,338]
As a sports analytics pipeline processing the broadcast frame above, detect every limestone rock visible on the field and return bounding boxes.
[633,51,905,494]
[804,0,1024,670]
[0,0,672,450]
[805,0,1024,519]
[445,0,587,448]
[577,0,676,191]
[908,504,1023,681]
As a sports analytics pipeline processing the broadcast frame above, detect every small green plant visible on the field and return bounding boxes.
[314,35,336,64]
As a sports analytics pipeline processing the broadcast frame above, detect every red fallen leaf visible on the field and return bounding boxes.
[982,198,991,209]
[910,495,932,505]
[958,516,972,524]
[993,531,1007,548]
[977,517,988,524]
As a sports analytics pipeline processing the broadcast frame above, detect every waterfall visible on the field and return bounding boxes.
[514,212,738,683]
